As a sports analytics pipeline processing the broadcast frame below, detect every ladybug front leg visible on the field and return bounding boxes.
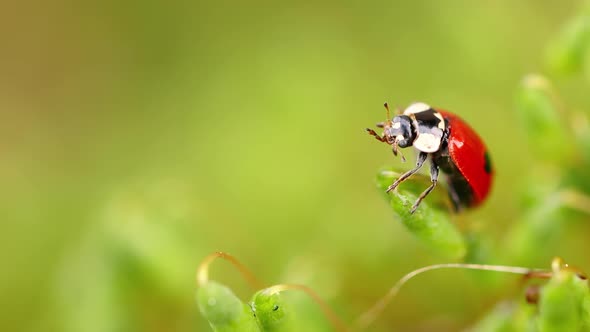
[410,159,439,214]
[386,152,428,193]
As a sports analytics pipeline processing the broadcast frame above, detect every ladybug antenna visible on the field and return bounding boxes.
[383,102,391,120]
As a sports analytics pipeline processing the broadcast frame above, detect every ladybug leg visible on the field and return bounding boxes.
[366,128,387,142]
[392,141,406,162]
[410,160,439,214]
[386,152,428,193]
[447,184,463,213]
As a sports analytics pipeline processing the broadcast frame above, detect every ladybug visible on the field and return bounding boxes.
[367,102,493,213]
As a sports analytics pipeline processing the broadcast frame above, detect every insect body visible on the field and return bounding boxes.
[367,102,493,213]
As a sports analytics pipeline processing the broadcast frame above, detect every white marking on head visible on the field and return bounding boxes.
[403,102,431,115]
[413,133,442,153]
[396,134,405,141]
[391,122,401,129]
[433,112,445,130]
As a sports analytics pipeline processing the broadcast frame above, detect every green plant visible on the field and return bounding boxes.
[196,252,348,332]
[196,252,590,331]
[193,4,590,331]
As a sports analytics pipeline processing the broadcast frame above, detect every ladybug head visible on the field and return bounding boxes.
[368,103,417,160]
[385,115,415,149]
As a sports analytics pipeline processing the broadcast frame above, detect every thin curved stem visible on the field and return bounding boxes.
[196,251,263,289]
[356,263,546,329]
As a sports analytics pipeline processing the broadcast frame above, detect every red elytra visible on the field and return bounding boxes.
[439,110,493,206]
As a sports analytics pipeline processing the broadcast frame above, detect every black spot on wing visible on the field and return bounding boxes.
[484,151,493,174]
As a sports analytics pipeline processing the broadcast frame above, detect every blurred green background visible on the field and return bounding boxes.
[2,1,590,331]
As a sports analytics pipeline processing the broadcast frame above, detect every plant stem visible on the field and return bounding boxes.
[196,251,263,289]
[356,263,547,329]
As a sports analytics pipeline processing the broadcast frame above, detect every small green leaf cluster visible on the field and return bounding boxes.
[197,281,293,332]
[469,262,590,332]
[537,271,590,332]
[197,281,328,332]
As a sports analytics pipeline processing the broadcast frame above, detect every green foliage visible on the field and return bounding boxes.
[469,5,590,329]
[468,267,590,332]
[196,282,319,332]
[468,302,536,332]
[196,5,590,331]
[376,168,466,260]
[251,289,295,332]
[537,271,589,332]
[28,2,590,332]
[515,75,571,164]
[197,281,260,332]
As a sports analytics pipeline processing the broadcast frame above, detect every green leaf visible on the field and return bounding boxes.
[515,75,571,164]
[197,281,260,332]
[376,167,466,260]
[251,288,296,332]
[537,270,589,332]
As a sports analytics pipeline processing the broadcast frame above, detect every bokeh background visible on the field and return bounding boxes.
[2,1,590,331]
